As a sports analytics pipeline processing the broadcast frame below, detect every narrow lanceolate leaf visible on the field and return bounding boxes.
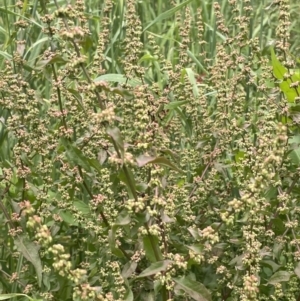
[143,235,163,263]
[173,277,212,301]
[183,68,199,98]
[94,74,141,87]
[64,143,92,172]
[294,262,300,279]
[14,235,43,287]
[136,155,182,173]
[137,260,173,278]
[143,0,193,32]
[107,127,124,161]
[0,293,34,300]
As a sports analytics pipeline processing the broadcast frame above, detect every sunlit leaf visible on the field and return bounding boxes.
[173,276,212,301]
[164,100,189,110]
[94,74,141,87]
[0,294,34,300]
[270,48,287,80]
[268,270,293,285]
[136,155,182,173]
[137,260,173,278]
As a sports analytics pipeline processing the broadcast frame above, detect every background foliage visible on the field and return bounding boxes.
[0,0,300,300]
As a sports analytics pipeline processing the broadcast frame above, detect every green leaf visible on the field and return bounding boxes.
[268,270,293,285]
[173,276,212,301]
[114,210,131,226]
[183,68,199,98]
[122,261,138,278]
[64,143,92,172]
[187,50,208,74]
[270,48,287,80]
[143,235,163,263]
[138,53,157,64]
[143,0,193,32]
[108,227,125,258]
[187,244,204,255]
[107,127,124,161]
[123,286,134,301]
[0,294,33,300]
[289,147,300,165]
[14,235,43,287]
[279,80,298,103]
[289,135,300,144]
[187,227,201,240]
[261,260,281,272]
[88,158,103,173]
[136,155,182,173]
[94,74,141,87]
[164,100,189,110]
[110,86,134,100]
[0,7,43,28]
[59,211,78,226]
[137,260,173,278]
[140,292,155,301]
[36,54,68,69]
[294,262,300,279]
[118,169,137,199]
[73,200,90,215]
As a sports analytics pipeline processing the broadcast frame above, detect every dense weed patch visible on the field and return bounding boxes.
[0,0,300,300]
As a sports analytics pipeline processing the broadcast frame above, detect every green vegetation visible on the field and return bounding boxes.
[0,0,300,300]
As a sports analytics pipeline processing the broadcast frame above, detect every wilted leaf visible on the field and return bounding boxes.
[137,260,173,278]
[173,276,212,301]
[14,235,43,287]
